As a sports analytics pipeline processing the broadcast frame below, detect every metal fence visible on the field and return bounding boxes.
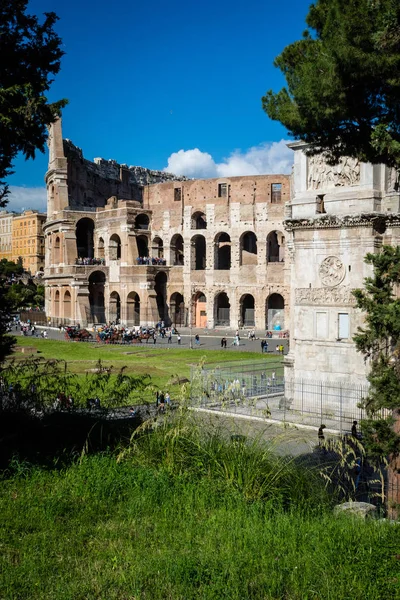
[190,360,390,434]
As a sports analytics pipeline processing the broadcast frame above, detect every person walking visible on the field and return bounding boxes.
[167,330,172,344]
[177,334,181,345]
[195,334,200,347]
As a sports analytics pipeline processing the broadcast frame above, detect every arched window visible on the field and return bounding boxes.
[76,218,95,259]
[135,214,150,230]
[54,236,61,264]
[63,290,71,319]
[191,211,207,230]
[152,237,164,259]
[240,232,257,266]
[240,294,255,327]
[109,234,121,260]
[214,292,230,326]
[170,234,184,265]
[191,235,206,270]
[127,292,140,325]
[136,235,149,257]
[266,294,285,331]
[214,232,231,270]
[109,291,121,323]
[267,231,285,263]
[54,290,60,317]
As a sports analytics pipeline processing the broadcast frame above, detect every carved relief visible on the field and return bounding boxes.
[307,155,360,190]
[319,256,346,287]
[295,286,355,306]
[386,167,400,192]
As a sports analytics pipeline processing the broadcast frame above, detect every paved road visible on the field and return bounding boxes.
[28,325,290,355]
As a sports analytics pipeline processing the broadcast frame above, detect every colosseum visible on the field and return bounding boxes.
[44,119,289,330]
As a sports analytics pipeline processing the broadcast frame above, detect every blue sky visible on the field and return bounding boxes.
[8,0,311,211]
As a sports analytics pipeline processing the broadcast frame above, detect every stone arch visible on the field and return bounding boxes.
[214,292,230,326]
[98,237,105,259]
[214,232,231,270]
[76,217,95,259]
[136,235,149,257]
[192,291,207,328]
[266,293,285,331]
[109,234,121,260]
[109,291,121,323]
[240,294,255,327]
[135,213,150,230]
[155,271,169,323]
[170,292,185,326]
[267,231,285,262]
[191,211,207,230]
[63,290,71,319]
[152,236,164,259]
[191,234,206,270]
[54,289,60,318]
[240,231,257,266]
[89,271,106,324]
[170,234,184,265]
[127,292,140,326]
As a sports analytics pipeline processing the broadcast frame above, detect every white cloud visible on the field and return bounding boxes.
[6,186,47,213]
[164,140,293,179]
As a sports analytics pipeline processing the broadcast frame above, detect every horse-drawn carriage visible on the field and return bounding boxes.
[64,327,93,342]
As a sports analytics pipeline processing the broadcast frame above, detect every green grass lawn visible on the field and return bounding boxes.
[1,441,399,600]
[11,338,281,403]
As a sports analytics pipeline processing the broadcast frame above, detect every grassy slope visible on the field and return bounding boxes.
[1,454,399,600]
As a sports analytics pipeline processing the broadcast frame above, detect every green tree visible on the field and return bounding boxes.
[0,0,67,205]
[262,0,400,167]
[352,246,400,458]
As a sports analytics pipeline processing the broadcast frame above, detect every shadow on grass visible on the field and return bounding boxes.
[0,408,147,471]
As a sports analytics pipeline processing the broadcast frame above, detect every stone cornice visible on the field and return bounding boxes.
[283,213,399,231]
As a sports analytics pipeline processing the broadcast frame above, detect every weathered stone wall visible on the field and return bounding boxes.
[44,121,289,331]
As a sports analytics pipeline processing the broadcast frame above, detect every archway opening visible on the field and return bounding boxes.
[240,294,255,327]
[109,291,121,323]
[191,211,207,230]
[170,234,184,265]
[170,292,185,326]
[267,231,285,262]
[155,271,168,323]
[76,218,95,259]
[54,290,60,318]
[192,292,207,328]
[152,237,164,259]
[137,235,149,257]
[127,292,140,326]
[215,232,231,270]
[215,292,230,326]
[89,271,106,323]
[63,290,71,319]
[191,235,206,270]
[240,232,257,266]
[266,293,284,331]
[135,214,150,230]
[109,234,121,260]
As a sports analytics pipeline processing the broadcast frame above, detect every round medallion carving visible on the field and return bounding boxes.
[319,256,346,287]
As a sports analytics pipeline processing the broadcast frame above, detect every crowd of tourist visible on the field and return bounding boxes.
[75,257,105,266]
[136,256,167,266]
